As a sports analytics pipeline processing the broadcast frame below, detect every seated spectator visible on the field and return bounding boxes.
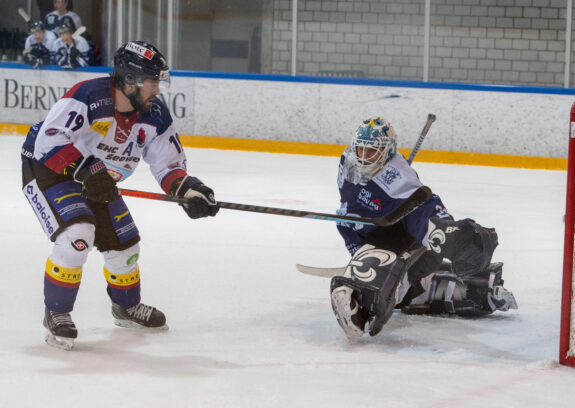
[22,21,56,68]
[44,0,82,36]
[51,23,93,68]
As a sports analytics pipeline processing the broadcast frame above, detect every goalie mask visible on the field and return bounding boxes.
[350,117,397,185]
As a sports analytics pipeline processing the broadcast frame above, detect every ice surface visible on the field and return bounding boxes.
[1,134,574,407]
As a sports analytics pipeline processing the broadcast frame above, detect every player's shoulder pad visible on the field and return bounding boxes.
[372,154,421,198]
[139,97,174,135]
[62,77,110,103]
[62,77,113,121]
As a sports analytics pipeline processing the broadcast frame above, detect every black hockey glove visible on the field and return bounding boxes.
[75,157,119,203]
[69,46,81,68]
[171,176,219,219]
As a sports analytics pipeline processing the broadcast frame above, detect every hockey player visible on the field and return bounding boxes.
[330,116,517,342]
[43,0,82,36]
[21,41,219,350]
[51,23,93,68]
[22,21,56,69]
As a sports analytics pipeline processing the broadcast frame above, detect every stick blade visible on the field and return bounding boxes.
[18,8,30,23]
[296,264,346,278]
[73,26,86,39]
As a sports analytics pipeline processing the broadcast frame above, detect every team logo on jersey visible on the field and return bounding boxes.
[381,166,401,186]
[115,127,130,144]
[137,128,146,147]
[71,239,88,251]
[347,246,397,283]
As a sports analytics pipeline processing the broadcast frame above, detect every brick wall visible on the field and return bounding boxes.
[270,0,573,87]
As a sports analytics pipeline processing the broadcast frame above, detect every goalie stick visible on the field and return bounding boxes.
[298,113,437,277]
[119,186,432,227]
[407,113,436,165]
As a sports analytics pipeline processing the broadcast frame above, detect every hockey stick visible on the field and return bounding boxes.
[18,8,30,23]
[119,185,431,227]
[296,264,346,278]
[72,26,86,40]
[407,113,436,165]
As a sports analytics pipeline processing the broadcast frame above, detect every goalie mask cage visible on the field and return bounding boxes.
[561,103,575,367]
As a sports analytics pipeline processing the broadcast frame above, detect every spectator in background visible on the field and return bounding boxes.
[22,21,56,68]
[51,23,93,68]
[44,0,82,36]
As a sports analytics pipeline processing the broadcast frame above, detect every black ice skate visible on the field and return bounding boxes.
[43,307,77,351]
[111,302,168,330]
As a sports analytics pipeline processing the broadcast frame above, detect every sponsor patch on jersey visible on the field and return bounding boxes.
[45,128,60,136]
[125,42,155,60]
[71,239,88,251]
[107,168,123,181]
[91,121,112,137]
[357,188,382,211]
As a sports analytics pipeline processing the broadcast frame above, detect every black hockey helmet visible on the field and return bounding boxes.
[112,41,170,90]
[58,23,73,35]
[29,20,45,33]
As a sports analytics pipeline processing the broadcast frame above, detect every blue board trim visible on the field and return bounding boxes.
[2,62,575,95]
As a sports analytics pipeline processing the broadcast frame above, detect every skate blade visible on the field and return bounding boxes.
[45,331,75,351]
[113,319,169,331]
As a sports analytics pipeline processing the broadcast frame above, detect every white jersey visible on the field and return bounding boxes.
[44,10,82,35]
[31,77,190,194]
[51,35,92,66]
[24,30,57,50]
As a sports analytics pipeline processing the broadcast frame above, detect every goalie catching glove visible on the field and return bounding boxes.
[170,176,219,219]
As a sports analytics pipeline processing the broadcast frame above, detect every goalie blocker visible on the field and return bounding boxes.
[330,218,518,342]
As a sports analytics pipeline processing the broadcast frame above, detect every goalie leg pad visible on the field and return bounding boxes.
[330,281,369,343]
[330,243,426,340]
[402,262,518,316]
[425,218,498,278]
[464,262,518,314]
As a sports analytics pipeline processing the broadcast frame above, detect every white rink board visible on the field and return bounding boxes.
[0,66,573,158]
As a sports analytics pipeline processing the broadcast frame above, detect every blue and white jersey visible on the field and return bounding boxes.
[51,35,93,67]
[24,31,57,51]
[43,10,82,35]
[336,147,451,255]
[29,77,189,194]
